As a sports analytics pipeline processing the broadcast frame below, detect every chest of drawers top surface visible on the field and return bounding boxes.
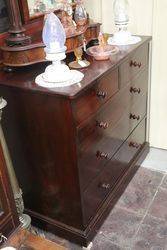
[0,36,151,98]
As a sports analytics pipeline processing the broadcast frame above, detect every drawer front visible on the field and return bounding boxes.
[82,118,146,225]
[78,94,147,191]
[120,44,149,88]
[72,68,119,126]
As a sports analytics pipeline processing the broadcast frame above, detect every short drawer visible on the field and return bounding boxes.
[78,94,147,191]
[72,68,119,126]
[119,44,149,88]
[82,118,146,225]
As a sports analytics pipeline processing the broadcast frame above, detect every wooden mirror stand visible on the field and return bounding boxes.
[0,0,100,67]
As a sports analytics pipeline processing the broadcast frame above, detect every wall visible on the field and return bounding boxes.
[85,0,167,150]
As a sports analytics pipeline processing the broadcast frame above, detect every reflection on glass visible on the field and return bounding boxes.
[0,0,9,33]
[27,0,63,17]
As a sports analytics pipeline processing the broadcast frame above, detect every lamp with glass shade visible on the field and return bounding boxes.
[35,13,84,88]
[108,0,141,45]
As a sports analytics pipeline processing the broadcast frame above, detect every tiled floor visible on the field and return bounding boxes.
[37,167,167,250]
[142,147,167,172]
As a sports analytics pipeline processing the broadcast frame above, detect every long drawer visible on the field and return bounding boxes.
[119,44,149,88]
[82,118,146,226]
[72,68,119,126]
[78,94,147,191]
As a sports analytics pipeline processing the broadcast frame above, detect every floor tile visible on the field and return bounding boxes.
[100,207,143,248]
[117,167,164,215]
[132,215,167,250]
[148,188,167,221]
[142,147,167,173]
[161,175,167,189]
[92,234,129,250]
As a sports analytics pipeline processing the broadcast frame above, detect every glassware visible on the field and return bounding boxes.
[74,47,83,62]
[111,0,131,44]
[42,12,66,53]
[36,13,84,87]
[74,0,87,26]
[108,0,141,45]
[113,0,129,27]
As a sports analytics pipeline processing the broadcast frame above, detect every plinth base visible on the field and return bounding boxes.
[36,70,84,88]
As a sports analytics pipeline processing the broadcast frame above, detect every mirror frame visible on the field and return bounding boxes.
[18,0,62,24]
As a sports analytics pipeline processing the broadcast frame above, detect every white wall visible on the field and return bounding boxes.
[85,0,167,150]
[85,0,102,22]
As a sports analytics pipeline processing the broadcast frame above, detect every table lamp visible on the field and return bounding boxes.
[108,0,141,45]
[36,13,84,88]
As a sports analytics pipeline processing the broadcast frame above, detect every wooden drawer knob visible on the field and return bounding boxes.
[130,87,141,94]
[96,121,109,129]
[99,183,110,190]
[130,113,140,121]
[130,60,142,68]
[97,91,107,99]
[129,141,141,149]
[96,151,109,160]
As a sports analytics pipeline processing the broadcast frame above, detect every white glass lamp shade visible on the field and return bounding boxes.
[113,0,129,26]
[42,13,66,53]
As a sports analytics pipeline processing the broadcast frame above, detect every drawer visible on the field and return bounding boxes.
[72,68,119,126]
[119,44,149,88]
[82,118,146,225]
[78,94,147,191]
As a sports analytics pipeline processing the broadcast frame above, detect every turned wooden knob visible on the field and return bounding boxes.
[96,121,109,129]
[129,141,141,149]
[130,60,142,68]
[97,91,107,99]
[130,87,141,94]
[96,151,109,159]
[130,113,140,121]
[99,183,110,190]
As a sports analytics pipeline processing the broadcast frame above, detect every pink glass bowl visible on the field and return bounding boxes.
[87,45,119,60]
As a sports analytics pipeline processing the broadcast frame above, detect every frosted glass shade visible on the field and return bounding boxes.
[74,0,87,25]
[42,13,66,53]
[113,0,129,26]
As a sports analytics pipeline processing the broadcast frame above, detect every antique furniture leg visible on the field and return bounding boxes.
[0,97,31,230]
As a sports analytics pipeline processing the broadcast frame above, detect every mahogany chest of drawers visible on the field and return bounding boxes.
[0,36,151,246]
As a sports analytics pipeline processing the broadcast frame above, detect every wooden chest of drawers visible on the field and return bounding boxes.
[0,36,151,246]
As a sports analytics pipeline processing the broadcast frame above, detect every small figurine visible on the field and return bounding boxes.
[69,47,90,69]
[98,32,106,51]
[86,32,119,61]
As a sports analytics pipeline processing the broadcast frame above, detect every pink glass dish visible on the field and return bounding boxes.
[87,45,119,60]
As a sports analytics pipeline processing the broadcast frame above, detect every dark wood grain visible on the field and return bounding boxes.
[82,118,146,225]
[72,68,119,126]
[1,22,101,67]
[78,93,147,191]
[0,141,19,243]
